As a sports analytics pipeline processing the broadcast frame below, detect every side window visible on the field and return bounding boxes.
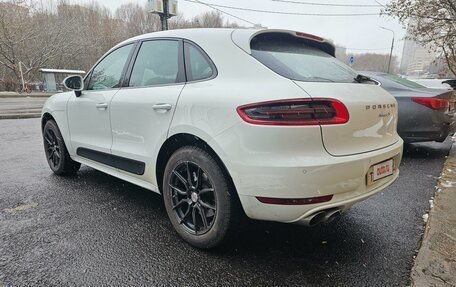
[87,44,133,90]
[129,40,181,87]
[184,42,215,81]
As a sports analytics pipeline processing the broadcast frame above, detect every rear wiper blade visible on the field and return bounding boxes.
[354,74,374,83]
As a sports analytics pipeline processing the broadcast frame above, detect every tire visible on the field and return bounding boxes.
[163,146,240,249]
[43,120,80,175]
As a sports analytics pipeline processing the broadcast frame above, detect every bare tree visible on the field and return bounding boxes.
[0,0,82,86]
[384,0,456,76]
[169,11,240,29]
[0,0,242,90]
[115,3,161,38]
[347,53,399,73]
[335,46,398,73]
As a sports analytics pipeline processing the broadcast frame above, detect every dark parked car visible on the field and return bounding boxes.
[443,79,456,90]
[362,72,456,143]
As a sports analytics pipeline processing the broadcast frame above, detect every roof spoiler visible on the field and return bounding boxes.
[231,29,336,57]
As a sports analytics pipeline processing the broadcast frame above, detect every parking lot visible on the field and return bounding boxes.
[0,118,451,286]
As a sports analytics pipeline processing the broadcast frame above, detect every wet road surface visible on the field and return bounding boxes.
[0,118,451,286]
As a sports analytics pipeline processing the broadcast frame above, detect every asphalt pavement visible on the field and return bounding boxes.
[0,118,452,286]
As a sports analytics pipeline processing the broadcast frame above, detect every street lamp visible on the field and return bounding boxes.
[380,26,395,74]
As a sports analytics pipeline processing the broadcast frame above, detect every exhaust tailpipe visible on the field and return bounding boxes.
[323,209,341,224]
[301,211,326,226]
[301,209,342,226]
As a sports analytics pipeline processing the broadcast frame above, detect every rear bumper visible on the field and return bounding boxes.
[397,100,456,143]
[399,120,455,143]
[239,171,399,223]
[231,139,403,223]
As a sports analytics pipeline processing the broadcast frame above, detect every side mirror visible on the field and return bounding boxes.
[63,75,84,97]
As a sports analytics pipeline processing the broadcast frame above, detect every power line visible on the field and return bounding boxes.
[271,0,382,8]
[184,0,380,16]
[374,0,386,7]
[340,47,391,51]
[183,0,256,25]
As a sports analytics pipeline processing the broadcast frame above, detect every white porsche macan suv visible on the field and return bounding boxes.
[41,28,403,248]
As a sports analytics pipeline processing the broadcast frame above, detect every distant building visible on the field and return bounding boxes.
[400,24,437,77]
[400,26,453,78]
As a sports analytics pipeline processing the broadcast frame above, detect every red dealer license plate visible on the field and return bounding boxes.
[366,158,394,186]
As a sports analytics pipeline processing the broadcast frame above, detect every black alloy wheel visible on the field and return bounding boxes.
[44,128,61,169]
[169,161,217,235]
[42,120,80,175]
[163,146,241,249]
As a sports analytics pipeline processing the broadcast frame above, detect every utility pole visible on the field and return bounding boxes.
[18,61,25,90]
[159,0,169,31]
[380,27,395,74]
[148,0,177,31]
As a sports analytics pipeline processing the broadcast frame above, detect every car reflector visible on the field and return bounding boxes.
[256,194,334,205]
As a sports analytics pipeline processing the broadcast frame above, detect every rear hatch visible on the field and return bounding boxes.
[244,29,400,156]
[294,82,399,156]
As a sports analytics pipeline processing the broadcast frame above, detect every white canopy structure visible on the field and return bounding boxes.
[40,68,85,74]
[39,68,85,92]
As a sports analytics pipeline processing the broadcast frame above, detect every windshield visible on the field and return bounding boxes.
[251,35,357,83]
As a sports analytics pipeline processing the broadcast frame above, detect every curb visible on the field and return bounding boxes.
[0,94,52,98]
[411,138,456,286]
[0,114,41,120]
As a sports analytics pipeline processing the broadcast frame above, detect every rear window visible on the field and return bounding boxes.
[381,74,426,89]
[251,34,357,83]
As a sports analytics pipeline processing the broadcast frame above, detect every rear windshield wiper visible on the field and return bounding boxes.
[354,74,375,84]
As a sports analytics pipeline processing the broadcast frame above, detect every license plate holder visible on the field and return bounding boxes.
[366,158,394,186]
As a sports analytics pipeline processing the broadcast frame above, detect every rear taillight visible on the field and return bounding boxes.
[412,97,449,110]
[237,98,349,126]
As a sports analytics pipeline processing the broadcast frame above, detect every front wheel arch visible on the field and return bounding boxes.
[41,112,55,132]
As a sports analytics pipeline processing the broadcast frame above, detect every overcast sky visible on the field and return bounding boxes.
[77,0,407,60]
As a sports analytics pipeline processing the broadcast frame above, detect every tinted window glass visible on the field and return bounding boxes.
[185,43,214,81]
[129,40,180,87]
[251,35,357,83]
[381,74,426,89]
[88,44,133,90]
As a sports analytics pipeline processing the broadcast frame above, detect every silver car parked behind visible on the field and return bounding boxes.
[362,72,456,143]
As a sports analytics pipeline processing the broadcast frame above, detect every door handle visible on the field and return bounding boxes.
[96,103,108,110]
[152,103,172,112]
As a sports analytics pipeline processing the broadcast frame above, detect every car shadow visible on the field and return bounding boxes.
[402,137,452,159]
[42,160,423,285]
